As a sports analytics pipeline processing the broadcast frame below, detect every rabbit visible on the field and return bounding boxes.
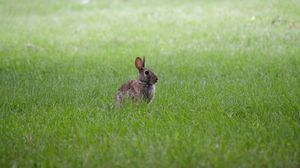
[115,57,158,107]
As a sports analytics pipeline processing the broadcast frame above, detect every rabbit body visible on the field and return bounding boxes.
[116,80,156,104]
[115,57,158,106]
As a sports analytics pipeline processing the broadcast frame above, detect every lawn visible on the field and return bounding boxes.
[0,0,299,167]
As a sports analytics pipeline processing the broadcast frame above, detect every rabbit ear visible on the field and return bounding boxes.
[135,57,144,70]
[142,57,145,67]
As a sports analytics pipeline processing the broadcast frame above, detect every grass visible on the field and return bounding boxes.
[0,0,300,167]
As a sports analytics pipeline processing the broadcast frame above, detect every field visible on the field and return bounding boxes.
[1,0,300,167]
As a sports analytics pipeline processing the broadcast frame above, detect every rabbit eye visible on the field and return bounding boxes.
[145,71,149,75]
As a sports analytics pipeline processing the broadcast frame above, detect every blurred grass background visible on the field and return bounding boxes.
[0,0,300,167]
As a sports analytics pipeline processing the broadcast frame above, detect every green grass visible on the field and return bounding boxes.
[1,0,300,167]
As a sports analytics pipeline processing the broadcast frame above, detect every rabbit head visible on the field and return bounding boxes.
[135,57,158,85]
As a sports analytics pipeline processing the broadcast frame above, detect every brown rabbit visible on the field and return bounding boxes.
[115,57,158,106]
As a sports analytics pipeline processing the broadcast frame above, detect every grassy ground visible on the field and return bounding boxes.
[1,0,300,167]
